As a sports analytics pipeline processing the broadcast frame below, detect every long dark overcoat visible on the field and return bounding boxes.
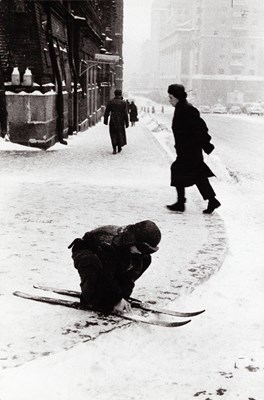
[170,100,215,187]
[104,97,129,148]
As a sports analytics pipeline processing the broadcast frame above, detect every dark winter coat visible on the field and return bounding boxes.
[170,100,215,187]
[129,102,138,122]
[104,97,129,148]
[70,225,151,313]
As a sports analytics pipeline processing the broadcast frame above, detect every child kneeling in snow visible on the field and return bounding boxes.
[68,220,161,314]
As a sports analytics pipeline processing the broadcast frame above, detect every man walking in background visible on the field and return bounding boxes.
[104,89,129,154]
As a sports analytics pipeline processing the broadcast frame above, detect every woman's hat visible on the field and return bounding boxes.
[168,84,187,100]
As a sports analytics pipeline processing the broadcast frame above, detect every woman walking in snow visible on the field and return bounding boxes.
[166,83,221,214]
[129,101,138,127]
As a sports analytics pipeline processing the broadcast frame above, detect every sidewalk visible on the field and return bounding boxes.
[0,120,228,396]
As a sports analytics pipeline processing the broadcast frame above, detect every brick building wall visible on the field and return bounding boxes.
[0,0,124,148]
[0,1,10,71]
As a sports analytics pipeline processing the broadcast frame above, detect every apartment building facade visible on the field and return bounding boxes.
[192,0,264,105]
[150,0,264,106]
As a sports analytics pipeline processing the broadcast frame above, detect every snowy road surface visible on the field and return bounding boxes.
[0,120,226,369]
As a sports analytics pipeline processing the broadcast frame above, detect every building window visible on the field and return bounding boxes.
[232,39,243,48]
[80,54,89,96]
[44,48,51,68]
[56,40,67,84]
[14,0,25,12]
[231,68,242,75]
[231,54,244,66]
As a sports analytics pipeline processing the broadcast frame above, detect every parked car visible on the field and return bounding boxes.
[229,105,242,114]
[247,105,264,116]
[212,104,227,114]
[200,105,211,113]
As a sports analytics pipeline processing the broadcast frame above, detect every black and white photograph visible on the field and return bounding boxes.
[0,0,263,399]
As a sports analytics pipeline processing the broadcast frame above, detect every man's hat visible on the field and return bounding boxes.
[114,89,122,97]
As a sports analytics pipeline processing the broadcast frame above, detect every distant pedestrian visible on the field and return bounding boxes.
[166,84,221,214]
[104,89,129,154]
[161,105,164,113]
[152,106,155,113]
[125,99,130,113]
[129,101,138,127]
[68,220,161,314]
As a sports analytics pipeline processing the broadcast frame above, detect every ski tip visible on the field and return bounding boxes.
[181,309,205,317]
[33,284,42,290]
[13,291,28,298]
[168,319,191,327]
[192,309,205,316]
[181,319,191,326]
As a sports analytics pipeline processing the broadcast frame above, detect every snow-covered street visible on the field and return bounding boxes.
[0,107,263,399]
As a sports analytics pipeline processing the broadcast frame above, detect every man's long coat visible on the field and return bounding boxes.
[104,97,129,148]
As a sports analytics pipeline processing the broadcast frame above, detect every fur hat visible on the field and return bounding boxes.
[168,84,187,101]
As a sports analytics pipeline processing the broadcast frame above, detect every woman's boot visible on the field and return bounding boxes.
[166,198,186,212]
[203,197,221,214]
